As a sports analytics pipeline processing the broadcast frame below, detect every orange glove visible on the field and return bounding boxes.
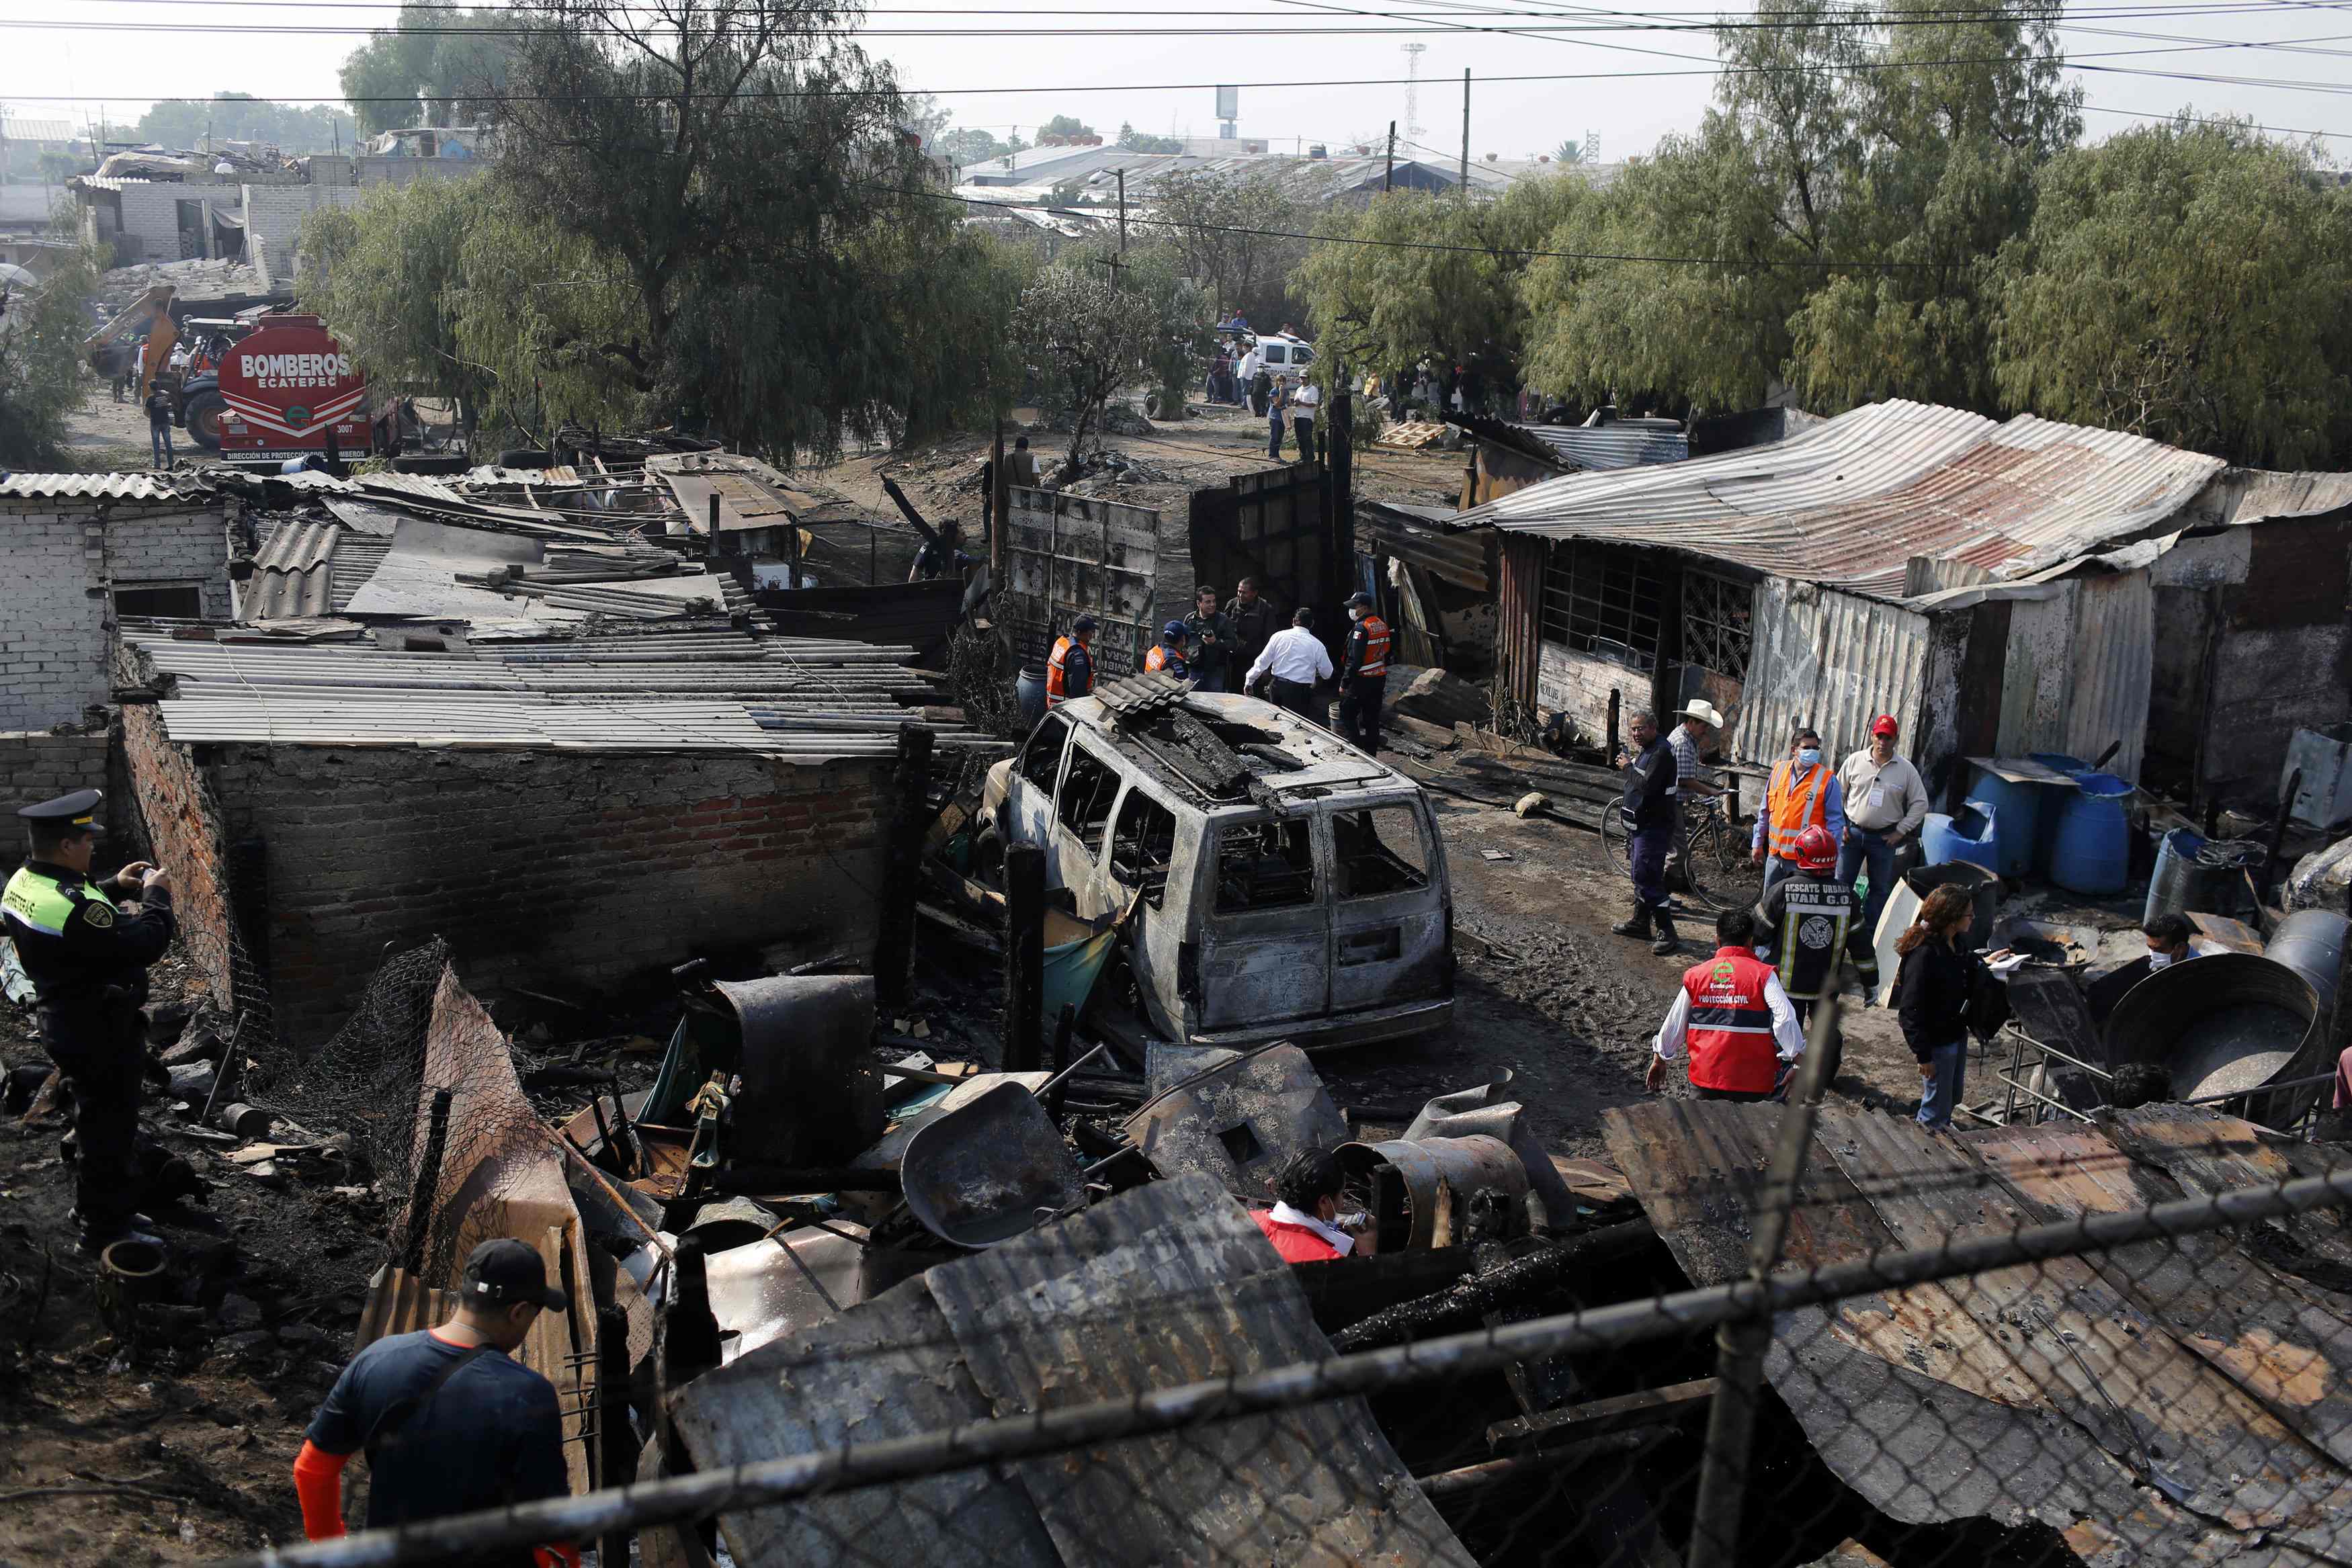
[292,1442,349,1541]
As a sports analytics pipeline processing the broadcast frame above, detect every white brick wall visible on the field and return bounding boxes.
[0,500,231,730]
[243,183,364,289]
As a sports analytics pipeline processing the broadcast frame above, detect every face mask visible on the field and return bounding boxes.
[2147,951,2173,970]
[1797,748,1822,768]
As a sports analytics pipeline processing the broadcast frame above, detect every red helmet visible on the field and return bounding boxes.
[1792,824,1838,873]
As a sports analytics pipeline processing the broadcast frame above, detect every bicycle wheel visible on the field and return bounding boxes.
[1600,806,1631,875]
[1689,816,1764,913]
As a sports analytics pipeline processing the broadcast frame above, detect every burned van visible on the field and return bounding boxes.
[978,687,1454,1051]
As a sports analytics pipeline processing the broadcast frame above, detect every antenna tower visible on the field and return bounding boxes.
[1400,43,1427,144]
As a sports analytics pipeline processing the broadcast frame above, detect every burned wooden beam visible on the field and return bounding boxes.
[879,476,946,552]
[1327,1219,1658,1353]
[1486,1378,1720,1454]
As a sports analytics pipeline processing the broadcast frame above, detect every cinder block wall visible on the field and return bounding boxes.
[0,501,232,730]
[0,732,113,875]
[242,183,364,288]
[194,744,894,1047]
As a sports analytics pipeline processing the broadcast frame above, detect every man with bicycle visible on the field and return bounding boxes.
[1611,709,1682,955]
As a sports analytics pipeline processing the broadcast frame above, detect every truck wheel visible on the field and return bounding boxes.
[181,390,227,452]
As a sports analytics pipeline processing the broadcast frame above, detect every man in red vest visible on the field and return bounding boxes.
[1644,908,1808,1102]
[1249,1149,1366,1262]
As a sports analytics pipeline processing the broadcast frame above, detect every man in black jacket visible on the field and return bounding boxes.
[1611,709,1679,955]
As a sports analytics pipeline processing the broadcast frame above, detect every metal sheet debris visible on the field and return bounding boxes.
[1123,1043,1351,1204]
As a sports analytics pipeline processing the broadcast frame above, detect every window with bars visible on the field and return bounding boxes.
[1681,568,1755,681]
[1538,539,1664,668]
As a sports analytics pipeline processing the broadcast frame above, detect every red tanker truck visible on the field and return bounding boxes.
[176,312,373,462]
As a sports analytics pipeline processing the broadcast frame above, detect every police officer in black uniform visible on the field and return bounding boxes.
[1,790,175,1253]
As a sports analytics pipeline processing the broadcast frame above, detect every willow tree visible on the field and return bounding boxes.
[1994,119,2352,467]
[490,0,1011,459]
[0,238,102,468]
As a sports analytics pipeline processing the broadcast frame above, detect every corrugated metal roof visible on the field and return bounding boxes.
[1458,400,2230,599]
[245,517,340,619]
[126,627,967,758]
[1513,420,1689,471]
[0,471,223,503]
[1607,1100,2352,1562]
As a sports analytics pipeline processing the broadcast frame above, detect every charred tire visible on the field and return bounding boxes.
[180,390,227,452]
[495,448,552,470]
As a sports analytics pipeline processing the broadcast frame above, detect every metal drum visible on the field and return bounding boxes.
[1334,1134,1529,1251]
[2107,951,2326,1128]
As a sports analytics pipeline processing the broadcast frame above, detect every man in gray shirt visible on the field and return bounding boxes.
[1837,713,1930,944]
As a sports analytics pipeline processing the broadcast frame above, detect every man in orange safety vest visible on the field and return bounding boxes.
[1045,615,1097,708]
[1337,590,1390,752]
[1751,726,1846,898]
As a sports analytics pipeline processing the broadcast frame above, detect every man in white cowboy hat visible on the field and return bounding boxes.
[1661,699,1726,892]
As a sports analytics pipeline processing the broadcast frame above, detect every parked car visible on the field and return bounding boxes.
[978,690,1454,1051]
[1253,333,1316,373]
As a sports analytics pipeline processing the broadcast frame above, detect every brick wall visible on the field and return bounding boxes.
[118,703,240,1016]
[191,745,895,1046]
[242,183,364,289]
[0,500,232,730]
[0,732,112,875]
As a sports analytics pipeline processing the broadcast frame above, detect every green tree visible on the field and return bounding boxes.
[134,94,357,153]
[1015,246,1204,469]
[938,126,1022,167]
[1038,114,1097,143]
[0,241,103,469]
[1294,175,1583,385]
[1117,122,1185,155]
[482,0,1011,459]
[296,180,495,437]
[338,6,517,136]
[1552,138,1585,166]
[1150,167,1322,324]
[1993,118,2352,467]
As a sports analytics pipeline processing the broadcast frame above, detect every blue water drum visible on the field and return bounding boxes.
[2027,752,2089,874]
[1966,763,2046,877]
[1922,799,2001,873]
[2051,771,2134,894]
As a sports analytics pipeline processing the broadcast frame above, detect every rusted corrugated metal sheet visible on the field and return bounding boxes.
[1495,533,1547,707]
[351,1266,457,1354]
[1605,1100,2352,1565]
[1732,580,1929,763]
[1353,499,1497,593]
[1458,401,2228,600]
[2062,572,2153,781]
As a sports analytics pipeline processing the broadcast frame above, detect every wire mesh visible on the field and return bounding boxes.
[211,1118,2352,1568]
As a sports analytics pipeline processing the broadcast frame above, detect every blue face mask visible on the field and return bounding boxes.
[1796,747,1822,768]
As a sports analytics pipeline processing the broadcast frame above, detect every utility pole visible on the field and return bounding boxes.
[1384,120,1395,192]
[1116,167,1126,256]
[1460,69,1471,200]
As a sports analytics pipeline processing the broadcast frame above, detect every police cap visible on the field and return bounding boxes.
[1073,614,1098,634]
[1161,619,1187,641]
[1346,591,1375,609]
[17,789,106,836]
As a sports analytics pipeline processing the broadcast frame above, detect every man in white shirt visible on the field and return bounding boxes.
[1291,379,1322,465]
[1644,908,1808,1102]
[1238,347,1265,413]
[1245,607,1335,725]
[1836,713,1931,945]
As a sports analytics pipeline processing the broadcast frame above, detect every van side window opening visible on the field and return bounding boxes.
[1056,744,1122,851]
[1107,789,1179,908]
[1333,807,1431,898]
[1215,819,1317,912]
[1018,715,1068,793]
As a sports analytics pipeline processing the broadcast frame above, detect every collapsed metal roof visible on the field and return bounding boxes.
[1454,410,1690,472]
[670,1173,1476,1568]
[0,471,226,503]
[1454,400,2232,600]
[126,626,971,758]
[1605,1099,2352,1565]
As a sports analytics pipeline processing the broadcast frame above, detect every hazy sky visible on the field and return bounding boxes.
[5,0,2347,161]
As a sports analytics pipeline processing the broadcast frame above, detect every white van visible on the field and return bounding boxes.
[1253,333,1316,374]
[978,690,1454,1051]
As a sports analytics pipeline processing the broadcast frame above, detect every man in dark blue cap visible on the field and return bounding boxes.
[296,1237,579,1563]
[1144,619,1191,679]
[2,789,175,1253]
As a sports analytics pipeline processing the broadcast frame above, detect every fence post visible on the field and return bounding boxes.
[1686,973,1845,1568]
[1002,842,1046,1072]
[398,1087,454,1276]
[874,722,934,1004]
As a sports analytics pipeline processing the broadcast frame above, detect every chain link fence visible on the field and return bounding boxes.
[213,1043,2352,1568]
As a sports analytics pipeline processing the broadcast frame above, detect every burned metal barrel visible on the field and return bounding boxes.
[710,974,885,1168]
[2106,950,2326,1127]
[2263,909,2347,1018]
[1335,1134,1529,1251]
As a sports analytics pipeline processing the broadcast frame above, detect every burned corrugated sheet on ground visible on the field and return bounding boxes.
[1603,1100,2352,1566]
[673,1173,1476,1568]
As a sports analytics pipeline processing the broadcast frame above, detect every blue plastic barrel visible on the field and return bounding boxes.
[2051,771,2133,894]
[1966,764,2045,877]
[1922,799,2001,873]
[2027,752,2089,875]
[1015,666,1049,727]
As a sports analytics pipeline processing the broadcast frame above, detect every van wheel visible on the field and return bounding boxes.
[972,826,1005,877]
